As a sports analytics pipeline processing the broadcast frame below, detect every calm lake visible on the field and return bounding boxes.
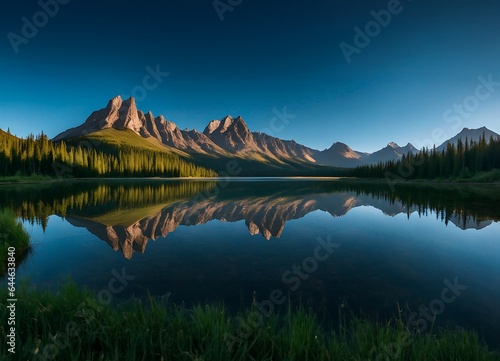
[1,179,499,348]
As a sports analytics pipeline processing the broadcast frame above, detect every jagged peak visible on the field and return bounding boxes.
[143,111,155,123]
[218,115,234,133]
[204,120,221,135]
[122,97,137,108]
[166,121,178,132]
[233,116,249,129]
[106,95,123,110]
[155,115,167,124]
[387,142,399,148]
[154,115,177,131]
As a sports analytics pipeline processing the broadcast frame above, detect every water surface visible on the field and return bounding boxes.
[1,179,499,347]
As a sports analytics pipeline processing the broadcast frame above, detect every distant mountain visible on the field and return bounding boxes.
[314,142,369,168]
[52,95,497,169]
[203,116,317,162]
[437,127,500,151]
[364,142,419,165]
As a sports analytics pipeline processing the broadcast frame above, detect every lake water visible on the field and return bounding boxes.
[1,179,499,348]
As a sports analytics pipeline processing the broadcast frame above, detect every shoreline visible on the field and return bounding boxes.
[1,175,500,186]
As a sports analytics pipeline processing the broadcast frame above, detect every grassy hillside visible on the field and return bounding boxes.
[81,128,188,157]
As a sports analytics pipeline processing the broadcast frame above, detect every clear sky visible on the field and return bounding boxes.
[1,0,499,152]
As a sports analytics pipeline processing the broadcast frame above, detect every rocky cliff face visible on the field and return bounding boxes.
[202,115,317,161]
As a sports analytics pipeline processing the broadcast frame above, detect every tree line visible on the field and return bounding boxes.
[349,133,500,180]
[0,129,217,178]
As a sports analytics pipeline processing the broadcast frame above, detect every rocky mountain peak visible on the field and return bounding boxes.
[107,95,123,111]
[232,116,250,132]
[218,116,234,133]
[122,97,137,111]
[114,97,141,132]
[203,120,221,135]
[166,121,178,132]
[155,115,167,125]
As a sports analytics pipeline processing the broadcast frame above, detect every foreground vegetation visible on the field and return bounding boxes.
[0,209,30,274]
[0,283,498,361]
[0,174,55,183]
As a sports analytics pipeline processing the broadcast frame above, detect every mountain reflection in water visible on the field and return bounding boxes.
[1,179,498,259]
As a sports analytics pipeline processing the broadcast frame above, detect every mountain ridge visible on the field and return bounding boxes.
[436,126,500,151]
[53,96,499,168]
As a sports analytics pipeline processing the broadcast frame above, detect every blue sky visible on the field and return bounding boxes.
[1,0,499,152]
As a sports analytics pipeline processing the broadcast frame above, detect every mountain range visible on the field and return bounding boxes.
[54,96,500,169]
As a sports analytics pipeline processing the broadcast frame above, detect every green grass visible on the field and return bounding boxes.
[84,128,189,157]
[455,169,500,182]
[0,209,31,274]
[1,282,498,361]
[0,174,54,183]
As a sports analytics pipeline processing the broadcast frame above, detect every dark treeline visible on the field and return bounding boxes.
[350,133,500,180]
[0,129,217,178]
